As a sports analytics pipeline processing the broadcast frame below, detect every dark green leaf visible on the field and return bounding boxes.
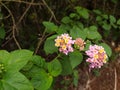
[75,6,89,19]
[0,27,5,39]
[73,70,79,87]
[85,26,102,40]
[60,56,72,75]
[69,51,83,69]
[31,55,45,68]
[47,59,62,77]
[61,16,72,24]
[31,68,53,90]
[44,35,58,54]
[70,26,87,40]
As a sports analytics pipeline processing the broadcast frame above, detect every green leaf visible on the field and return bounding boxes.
[73,70,79,87]
[99,43,112,57]
[70,26,87,40]
[69,13,79,19]
[0,50,10,65]
[85,26,102,40]
[109,15,116,24]
[102,14,108,19]
[69,51,83,69]
[31,68,53,90]
[96,16,102,22]
[60,56,72,75]
[43,21,58,33]
[0,27,5,39]
[56,24,71,34]
[61,16,72,24]
[75,6,89,19]
[44,35,58,54]
[93,10,102,15]
[31,55,45,68]
[2,71,33,90]
[102,23,111,30]
[47,59,62,77]
[6,50,33,71]
[117,19,120,25]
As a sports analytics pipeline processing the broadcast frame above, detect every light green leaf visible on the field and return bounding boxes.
[96,16,102,22]
[47,59,62,77]
[2,71,33,90]
[60,56,72,75]
[0,27,5,39]
[61,16,72,24]
[43,21,58,33]
[93,10,102,15]
[6,50,33,71]
[69,51,83,69]
[75,6,89,19]
[0,50,10,65]
[85,26,102,40]
[99,43,112,57]
[117,19,120,25]
[102,23,111,30]
[44,35,58,54]
[109,15,116,23]
[69,13,79,19]
[31,68,53,90]
[70,26,87,40]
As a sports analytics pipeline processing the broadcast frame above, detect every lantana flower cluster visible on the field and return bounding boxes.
[55,33,75,55]
[55,33,108,70]
[85,45,108,69]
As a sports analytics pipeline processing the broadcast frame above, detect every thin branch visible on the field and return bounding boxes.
[1,2,21,49]
[114,68,117,90]
[42,0,59,23]
[2,0,44,6]
[33,15,55,55]
[17,0,34,25]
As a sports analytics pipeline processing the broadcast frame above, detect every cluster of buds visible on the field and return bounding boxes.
[74,38,86,51]
[85,45,108,69]
[0,63,6,79]
[55,33,75,55]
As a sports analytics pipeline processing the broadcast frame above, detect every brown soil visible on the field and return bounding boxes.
[76,55,120,90]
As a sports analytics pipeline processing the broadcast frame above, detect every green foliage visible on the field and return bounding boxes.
[47,59,62,77]
[73,70,79,87]
[43,21,58,33]
[69,51,83,69]
[44,35,58,54]
[0,27,5,39]
[75,6,89,19]
[85,26,102,40]
[0,50,33,90]
[60,56,73,75]
[70,26,86,40]
[30,67,53,90]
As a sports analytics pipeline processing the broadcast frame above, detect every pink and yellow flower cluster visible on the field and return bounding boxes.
[55,33,108,70]
[55,33,75,55]
[85,45,108,69]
